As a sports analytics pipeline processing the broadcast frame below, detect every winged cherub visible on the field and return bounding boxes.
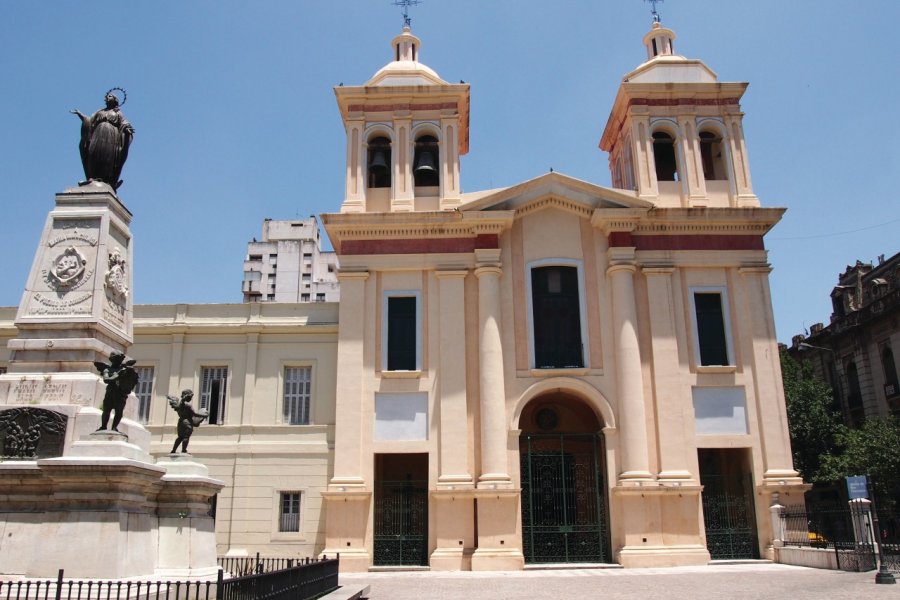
[93,351,138,432]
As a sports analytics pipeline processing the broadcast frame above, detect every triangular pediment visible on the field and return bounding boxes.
[459,172,653,218]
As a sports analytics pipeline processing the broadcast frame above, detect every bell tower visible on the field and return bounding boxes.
[335,26,470,213]
[600,18,759,208]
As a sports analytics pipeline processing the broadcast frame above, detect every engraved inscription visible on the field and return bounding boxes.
[29,292,92,315]
[103,297,126,329]
[11,381,72,405]
[48,219,100,248]
[12,382,38,404]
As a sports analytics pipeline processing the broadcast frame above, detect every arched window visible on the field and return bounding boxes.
[413,135,439,187]
[699,131,727,181]
[652,131,678,182]
[367,136,391,189]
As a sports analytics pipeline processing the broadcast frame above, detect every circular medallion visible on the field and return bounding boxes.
[535,407,559,431]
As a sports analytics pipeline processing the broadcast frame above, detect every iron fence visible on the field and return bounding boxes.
[216,553,309,578]
[218,558,338,600]
[0,557,339,600]
[0,572,216,600]
[780,503,888,572]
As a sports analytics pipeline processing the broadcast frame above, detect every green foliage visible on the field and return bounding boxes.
[781,350,900,507]
[819,417,900,507]
[780,351,845,482]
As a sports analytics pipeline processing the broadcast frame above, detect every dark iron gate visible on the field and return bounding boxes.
[373,479,428,566]
[520,433,610,563]
[700,473,759,559]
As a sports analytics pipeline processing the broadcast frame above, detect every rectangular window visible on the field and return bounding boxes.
[200,366,228,425]
[0,366,7,375]
[283,366,311,425]
[386,295,417,371]
[279,492,301,532]
[302,273,311,283]
[301,293,310,302]
[316,293,326,302]
[134,366,154,424]
[530,264,584,369]
[693,292,730,366]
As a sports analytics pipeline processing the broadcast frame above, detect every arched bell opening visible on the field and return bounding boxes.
[367,136,392,189]
[518,392,611,564]
[413,135,439,189]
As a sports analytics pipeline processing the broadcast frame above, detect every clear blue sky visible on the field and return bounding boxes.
[1,1,897,343]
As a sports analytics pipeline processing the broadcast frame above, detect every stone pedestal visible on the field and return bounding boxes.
[0,185,224,580]
[470,491,524,571]
[430,490,475,570]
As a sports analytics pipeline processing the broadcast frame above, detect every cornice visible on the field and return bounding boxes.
[322,210,514,248]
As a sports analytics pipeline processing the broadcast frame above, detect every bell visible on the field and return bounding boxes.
[414,150,437,175]
[369,149,389,174]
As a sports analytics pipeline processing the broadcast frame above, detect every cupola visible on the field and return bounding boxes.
[643,21,676,60]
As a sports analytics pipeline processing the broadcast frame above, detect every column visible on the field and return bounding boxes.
[475,252,510,486]
[436,270,472,485]
[330,271,369,487]
[679,116,707,204]
[643,267,693,481]
[608,252,652,481]
[439,115,461,208]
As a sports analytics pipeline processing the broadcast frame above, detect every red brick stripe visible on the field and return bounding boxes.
[341,234,499,255]
[608,234,764,251]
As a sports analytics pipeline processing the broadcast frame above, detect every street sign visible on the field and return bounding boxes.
[846,475,869,500]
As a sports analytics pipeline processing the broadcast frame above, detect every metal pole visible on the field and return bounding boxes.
[867,475,896,584]
[55,569,64,600]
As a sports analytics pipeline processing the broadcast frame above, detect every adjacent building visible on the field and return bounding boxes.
[0,17,805,570]
[790,252,900,426]
[242,217,339,304]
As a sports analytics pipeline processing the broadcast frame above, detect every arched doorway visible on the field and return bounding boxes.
[519,392,611,564]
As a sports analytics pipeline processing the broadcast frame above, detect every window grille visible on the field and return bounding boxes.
[283,366,311,425]
[134,366,154,424]
[279,492,301,532]
[387,296,417,371]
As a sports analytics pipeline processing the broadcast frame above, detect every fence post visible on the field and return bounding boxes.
[769,494,785,548]
[849,498,875,547]
[55,569,64,600]
[216,567,224,600]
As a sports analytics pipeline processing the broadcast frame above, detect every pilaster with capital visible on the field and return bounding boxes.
[330,270,369,487]
[643,266,694,481]
[737,266,802,484]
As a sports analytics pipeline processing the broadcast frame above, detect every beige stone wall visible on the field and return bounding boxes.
[0,303,339,558]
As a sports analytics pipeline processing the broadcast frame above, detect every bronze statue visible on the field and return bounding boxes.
[167,390,208,454]
[93,351,138,432]
[72,88,134,191]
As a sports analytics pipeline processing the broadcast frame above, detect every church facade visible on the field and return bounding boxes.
[318,21,804,570]
[0,19,805,571]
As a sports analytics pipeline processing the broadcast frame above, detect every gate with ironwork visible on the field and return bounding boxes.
[373,479,428,566]
[700,473,759,559]
[520,433,610,563]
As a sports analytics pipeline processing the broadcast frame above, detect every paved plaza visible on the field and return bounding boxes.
[339,563,897,599]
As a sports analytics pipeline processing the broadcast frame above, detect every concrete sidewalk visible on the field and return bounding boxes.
[339,563,897,599]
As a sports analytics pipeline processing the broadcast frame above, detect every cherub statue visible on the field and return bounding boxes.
[93,351,138,432]
[167,390,208,454]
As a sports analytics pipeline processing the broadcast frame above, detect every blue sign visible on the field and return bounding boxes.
[846,475,869,500]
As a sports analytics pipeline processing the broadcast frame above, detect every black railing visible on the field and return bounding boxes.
[0,557,339,600]
[217,553,311,577]
[218,557,338,600]
[0,571,217,600]
[781,504,885,572]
